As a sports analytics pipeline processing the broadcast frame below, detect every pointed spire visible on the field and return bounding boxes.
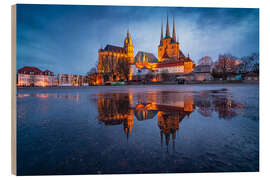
[173,16,176,42]
[173,141,175,153]
[160,19,163,43]
[166,12,170,37]
[127,28,129,38]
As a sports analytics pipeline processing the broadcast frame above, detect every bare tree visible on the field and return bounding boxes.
[198,56,213,66]
[117,58,130,81]
[240,53,259,73]
[212,54,238,80]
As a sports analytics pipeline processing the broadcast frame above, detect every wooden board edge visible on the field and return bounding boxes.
[11,4,17,176]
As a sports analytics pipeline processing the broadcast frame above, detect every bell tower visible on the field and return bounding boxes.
[158,14,180,61]
[124,29,134,64]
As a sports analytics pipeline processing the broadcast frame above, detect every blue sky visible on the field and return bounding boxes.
[16,4,259,74]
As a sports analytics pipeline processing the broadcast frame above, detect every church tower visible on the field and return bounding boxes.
[158,14,180,61]
[160,20,163,45]
[124,29,134,64]
[172,16,176,42]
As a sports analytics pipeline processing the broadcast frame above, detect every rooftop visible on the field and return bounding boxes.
[102,44,126,53]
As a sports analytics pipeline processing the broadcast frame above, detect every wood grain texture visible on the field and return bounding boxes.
[11,4,17,175]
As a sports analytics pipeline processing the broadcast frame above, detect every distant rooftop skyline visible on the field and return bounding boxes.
[17,4,259,74]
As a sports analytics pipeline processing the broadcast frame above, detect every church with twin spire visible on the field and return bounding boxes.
[97,14,194,83]
[158,16,184,61]
[133,14,194,77]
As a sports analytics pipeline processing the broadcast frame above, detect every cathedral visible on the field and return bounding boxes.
[132,14,194,78]
[158,15,193,71]
[158,16,181,61]
[97,30,134,82]
[97,14,194,83]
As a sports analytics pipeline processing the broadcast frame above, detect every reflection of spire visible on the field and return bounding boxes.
[160,131,163,148]
[123,113,134,141]
[172,139,175,153]
[166,134,170,153]
[166,12,170,37]
[126,129,129,141]
[124,125,132,141]
[172,131,176,153]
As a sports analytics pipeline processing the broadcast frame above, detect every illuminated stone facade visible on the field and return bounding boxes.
[97,15,194,82]
[58,74,88,86]
[156,15,194,74]
[97,30,134,82]
[132,15,194,79]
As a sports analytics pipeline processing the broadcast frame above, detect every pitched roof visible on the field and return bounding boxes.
[18,66,54,75]
[156,61,184,68]
[43,69,52,73]
[162,50,170,59]
[18,66,42,74]
[179,50,185,58]
[43,70,54,75]
[135,51,158,63]
[103,45,126,53]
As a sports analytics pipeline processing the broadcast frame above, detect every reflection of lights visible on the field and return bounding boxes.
[17,94,30,98]
[37,94,49,98]
[135,104,145,109]
[152,77,158,82]
[227,100,232,108]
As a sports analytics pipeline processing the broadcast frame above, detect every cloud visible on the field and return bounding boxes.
[17,4,259,74]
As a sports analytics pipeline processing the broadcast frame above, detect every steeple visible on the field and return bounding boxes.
[127,29,129,39]
[160,19,163,43]
[166,13,170,37]
[124,29,134,63]
[172,16,176,42]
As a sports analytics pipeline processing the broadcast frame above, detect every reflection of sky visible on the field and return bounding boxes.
[17,4,259,74]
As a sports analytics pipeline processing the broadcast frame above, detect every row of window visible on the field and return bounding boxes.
[20,71,53,75]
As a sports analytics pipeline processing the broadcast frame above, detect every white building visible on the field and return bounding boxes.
[58,74,74,86]
[17,67,55,87]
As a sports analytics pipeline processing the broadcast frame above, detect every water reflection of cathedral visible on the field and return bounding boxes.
[96,93,134,139]
[95,89,243,151]
[133,94,194,151]
[96,92,194,146]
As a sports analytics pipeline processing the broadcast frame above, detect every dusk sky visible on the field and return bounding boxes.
[16,4,259,74]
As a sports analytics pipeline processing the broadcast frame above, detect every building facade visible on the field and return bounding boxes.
[17,66,55,87]
[156,15,194,74]
[96,15,194,83]
[58,74,88,86]
[132,15,194,80]
[97,30,134,82]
